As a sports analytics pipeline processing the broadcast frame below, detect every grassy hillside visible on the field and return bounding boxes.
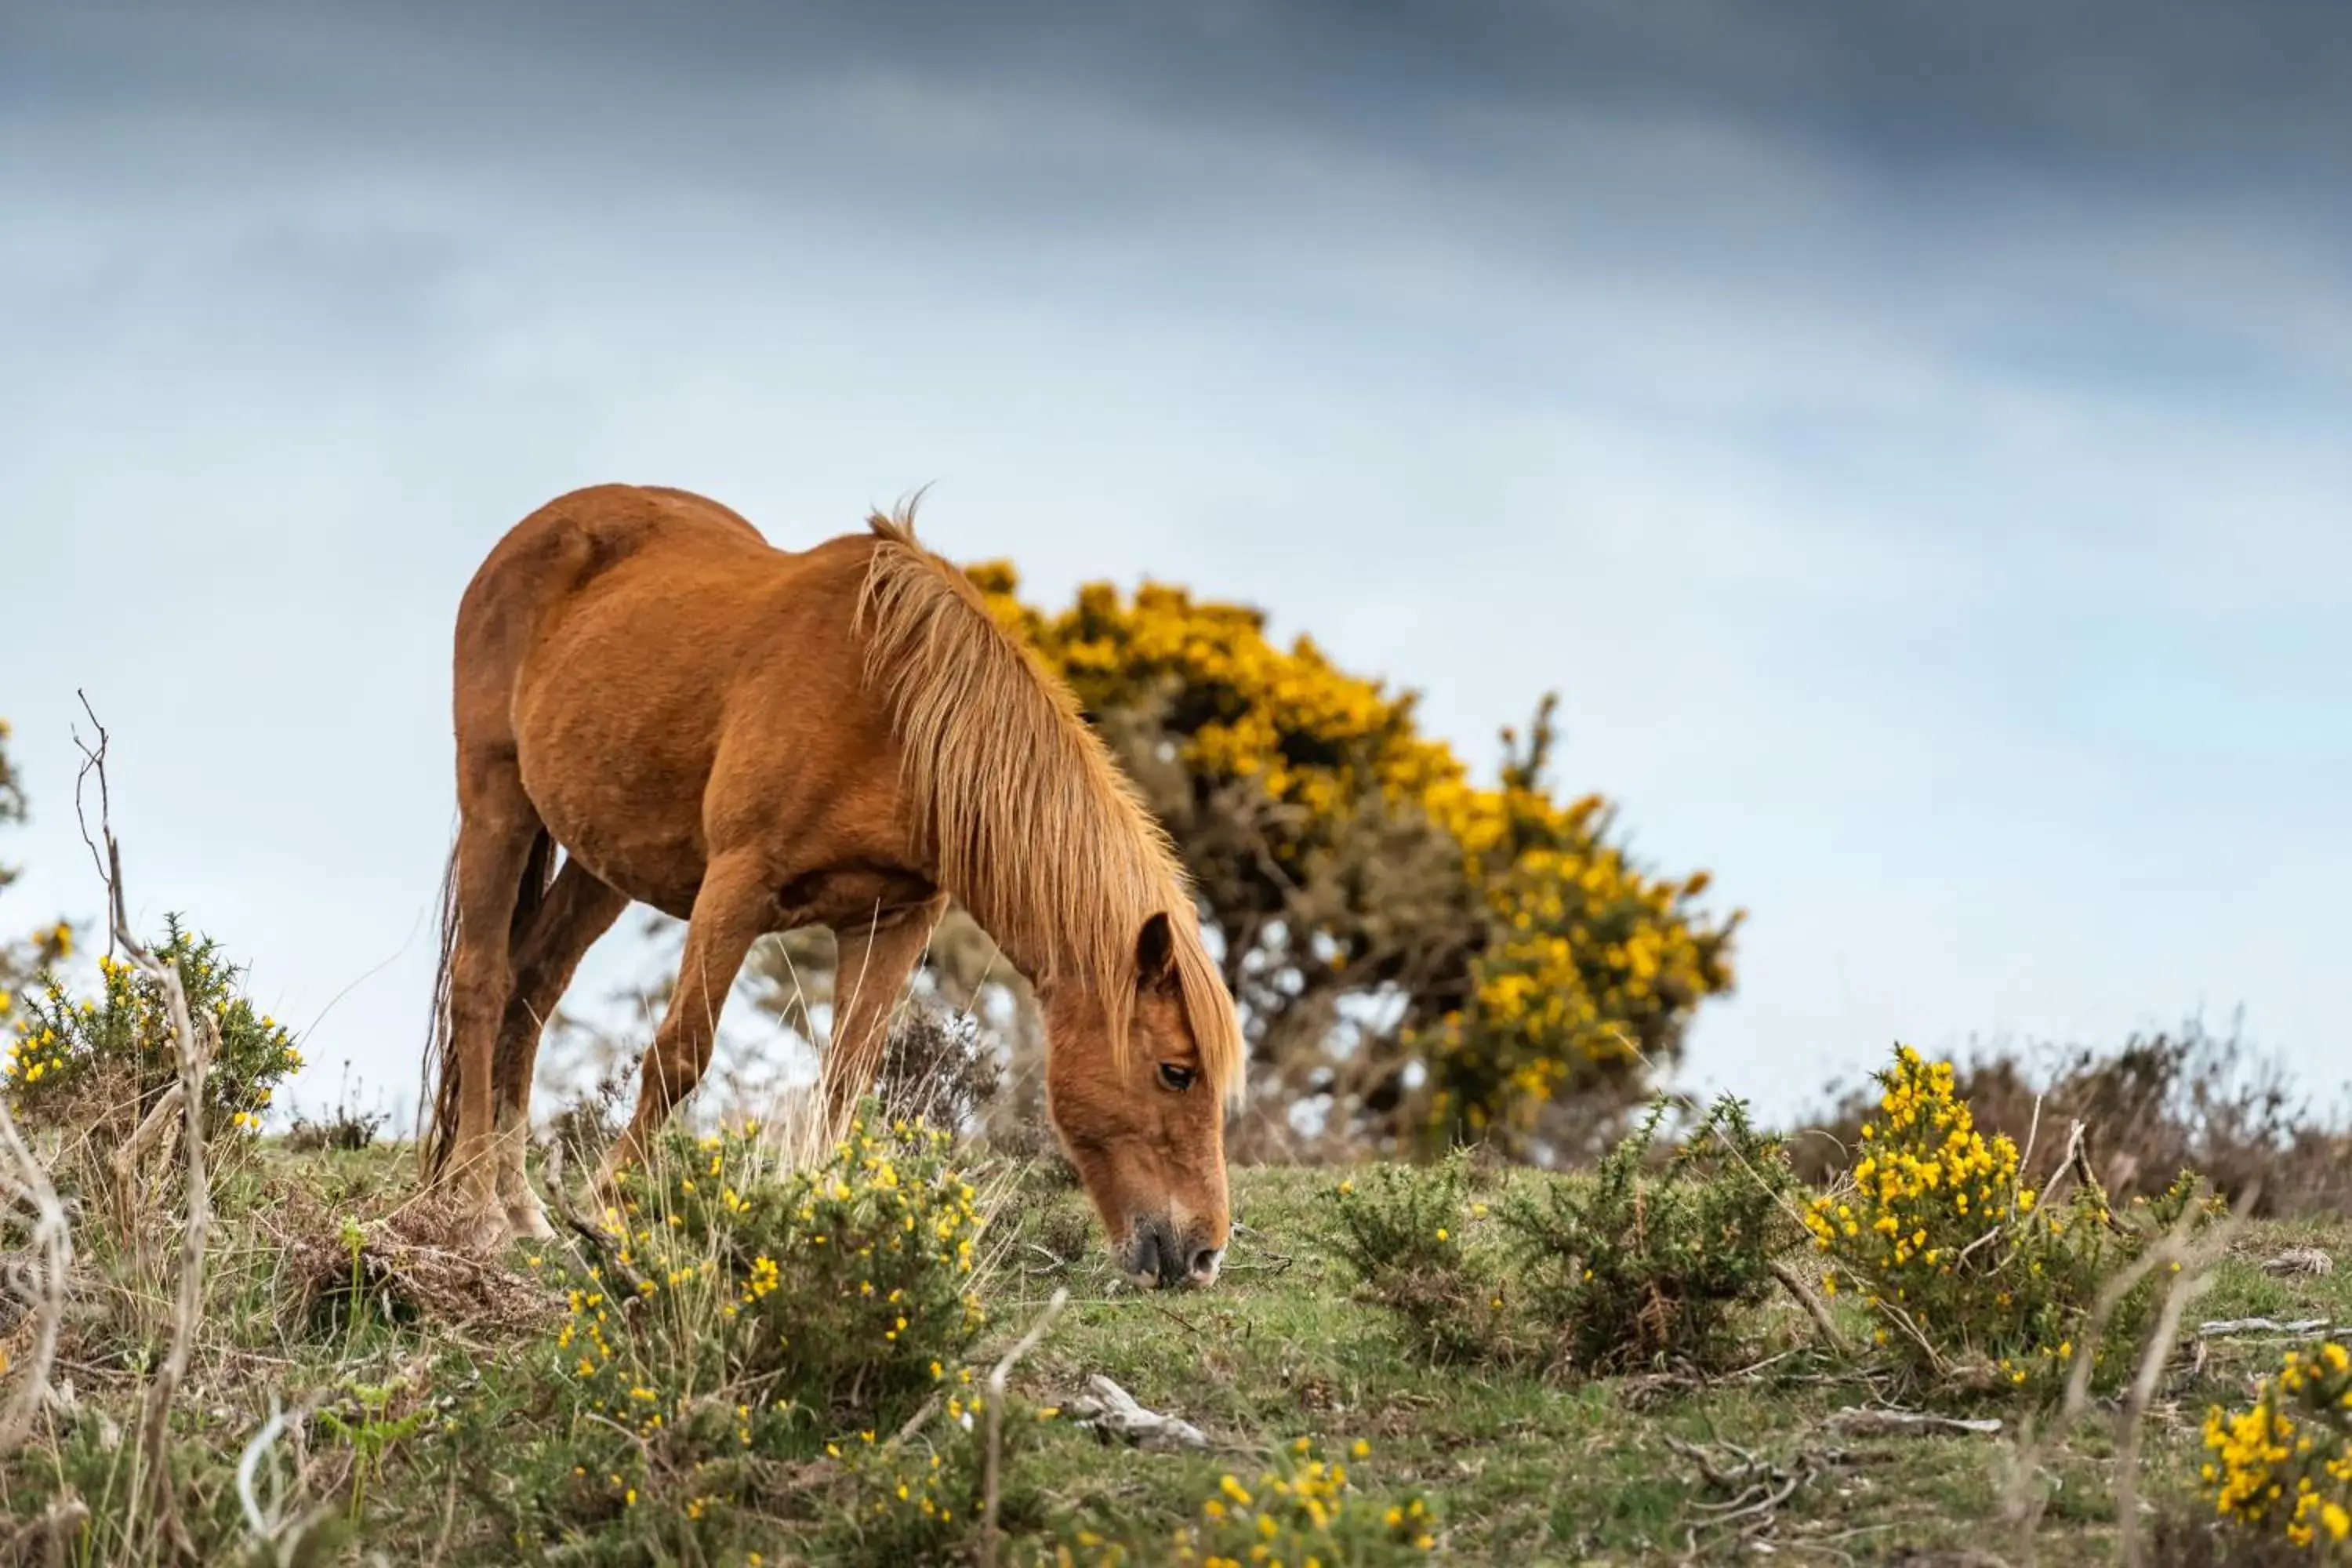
[2,1126,2345,1566]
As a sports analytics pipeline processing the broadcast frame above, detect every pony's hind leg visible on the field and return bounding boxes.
[821,894,949,1141]
[441,764,546,1250]
[492,856,630,1238]
[596,851,775,1194]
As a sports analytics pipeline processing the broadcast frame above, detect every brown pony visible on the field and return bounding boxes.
[418,484,1243,1287]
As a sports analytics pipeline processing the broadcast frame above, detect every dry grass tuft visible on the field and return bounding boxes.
[285,1192,557,1337]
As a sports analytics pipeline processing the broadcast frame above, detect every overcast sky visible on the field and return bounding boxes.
[4,0,2348,1128]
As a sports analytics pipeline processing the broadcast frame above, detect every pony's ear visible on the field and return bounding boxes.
[1134,911,1178,995]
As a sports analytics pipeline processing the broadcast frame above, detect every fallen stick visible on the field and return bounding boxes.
[1065,1373,1211,1451]
[1823,1407,2004,1439]
[2196,1317,2341,1338]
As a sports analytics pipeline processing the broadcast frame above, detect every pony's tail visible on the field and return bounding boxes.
[416,827,557,1182]
[417,838,463,1182]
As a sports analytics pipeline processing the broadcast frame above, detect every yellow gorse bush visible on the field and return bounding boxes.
[525,1107,995,1549]
[1804,1044,2214,1396]
[1803,1047,2031,1279]
[1414,746,1730,1131]
[1176,1438,1436,1566]
[5,918,301,1138]
[1048,1437,1435,1566]
[964,564,1737,1144]
[2201,1341,2352,1555]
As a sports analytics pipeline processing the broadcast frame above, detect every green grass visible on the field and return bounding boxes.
[2,1141,2346,1566]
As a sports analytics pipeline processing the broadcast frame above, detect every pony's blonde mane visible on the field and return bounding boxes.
[855,505,1245,1103]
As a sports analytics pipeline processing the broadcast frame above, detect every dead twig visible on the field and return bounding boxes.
[76,697,209,1557]
[541,1142,654,1307]
[109,1081,185,1188]
[0,1497,92,1566]
[1664,1433,1820,1546]
[1768,1260,1852,1359]
[2114,1189,2252,1568]
[0,1093,71,1462]
[2000,1175,2250,1566]
[981,1287,1068,1568]
[891,1392,942,1446]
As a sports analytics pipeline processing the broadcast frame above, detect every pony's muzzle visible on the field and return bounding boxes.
[1126,1217,1223,1290]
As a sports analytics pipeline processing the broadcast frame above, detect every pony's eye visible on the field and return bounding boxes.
[1157,1062,1196,1093]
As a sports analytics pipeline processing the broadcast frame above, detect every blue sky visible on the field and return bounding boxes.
[3,0,2347,1125]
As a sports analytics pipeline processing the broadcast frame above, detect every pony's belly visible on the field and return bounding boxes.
[512,688,720,922]
[544,822,705,923]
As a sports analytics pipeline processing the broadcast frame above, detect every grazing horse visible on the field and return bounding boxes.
[418,485,1243,1287]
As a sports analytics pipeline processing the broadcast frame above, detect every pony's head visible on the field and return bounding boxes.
[1040,910,1235,1289]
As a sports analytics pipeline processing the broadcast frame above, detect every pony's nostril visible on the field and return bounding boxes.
[1128,1219,1181,1287]
[1189,1245,1223,1283]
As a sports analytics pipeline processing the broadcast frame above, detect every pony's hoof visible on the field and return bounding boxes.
[459,1204,515,1256]
[505,1197,559,1242]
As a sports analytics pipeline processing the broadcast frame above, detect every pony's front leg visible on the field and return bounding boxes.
[821,893,949,1142]
[595,855,773,1200]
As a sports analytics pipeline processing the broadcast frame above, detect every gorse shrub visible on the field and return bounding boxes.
[5,918,302,1138]
[1501,1094,1799,1373]
[2201,1340,2352,1556]
[1802,1043,2216,1396]
[1327,1153,1519,1366]
[1331,1098,1801,1374]
[822,1385,1069,1565]
[483,1106,995,1561]
[1789,1018,2352,1217]
[1047,1437,1437,1566]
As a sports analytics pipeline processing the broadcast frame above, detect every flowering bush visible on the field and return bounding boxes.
[954,565,1740,1152]
[1501,1094,1799,1373]
[1047,1439,1437,1566]
[1802,1044,2214,1395]
[1410,705,1735,1146]
[5,917,302,1139]
[1327,1154,1520,1366]
[2201,1341,2352,1555]
[492,1107,995,1557]
[1171,1439,1437,1566]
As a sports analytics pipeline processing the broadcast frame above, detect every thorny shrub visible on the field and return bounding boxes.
[873,1006,1004,1139]
[5,916,303,1139]
[1802,1044,2217,1396]
[2201,1340,2352,1557]
[1327,1152,1521,1366]
[474,1105,995,1560]
[821,1385,1066,1565]
[1331,1097,1802,1374]
[1499,1094,1800,1374]
[1045,1437,1438,1566]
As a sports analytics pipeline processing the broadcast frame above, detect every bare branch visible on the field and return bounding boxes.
[0,1094,71,1461]
[1766,1259,1852,1359]
[71,705,212,1552]
[981,1287,1069,1568]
